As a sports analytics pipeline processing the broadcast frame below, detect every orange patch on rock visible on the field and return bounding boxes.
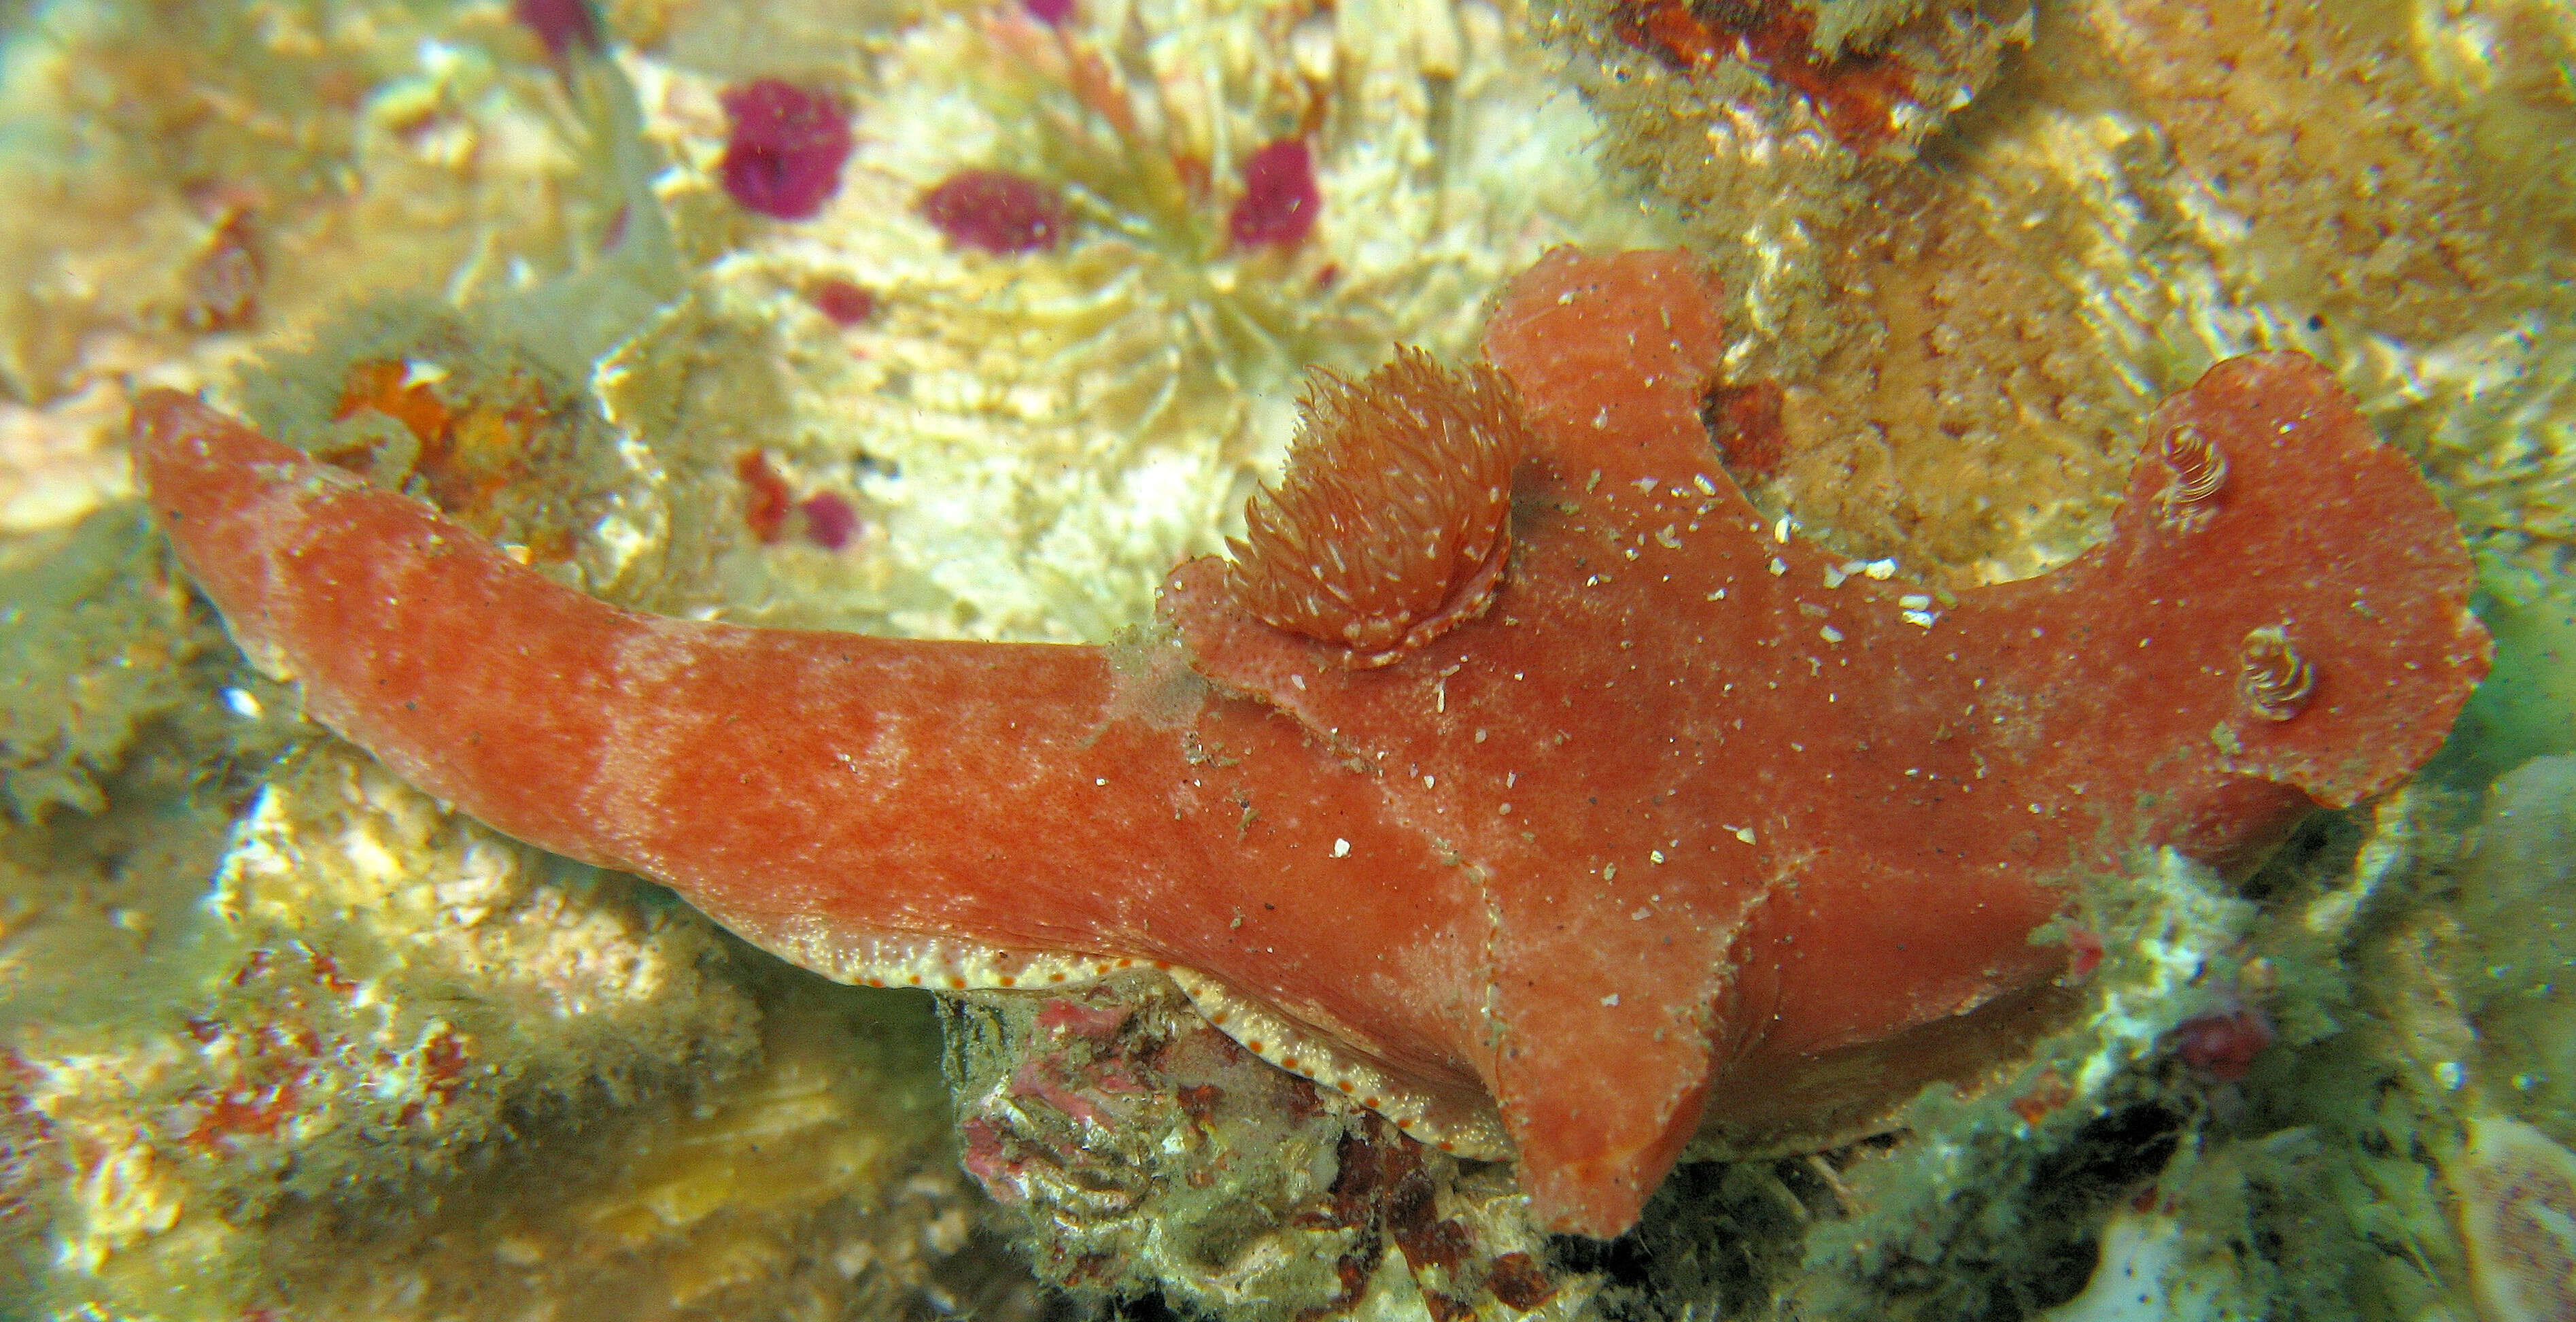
[328,359,576,562]
[1610,0,1915,149]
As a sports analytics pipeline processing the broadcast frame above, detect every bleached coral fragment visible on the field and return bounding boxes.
[2039,1210,2252,1322]
[2452,1115,2576,1322]
[47,1070,188,1275]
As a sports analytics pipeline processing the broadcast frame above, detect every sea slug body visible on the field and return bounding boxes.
[133,248,2486,1237]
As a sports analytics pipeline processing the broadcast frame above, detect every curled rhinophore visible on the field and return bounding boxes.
[2238,624,2316,722]
[2154,422,2228,532]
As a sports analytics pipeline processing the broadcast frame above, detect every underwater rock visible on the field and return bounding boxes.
[0,507,220,820]
[2451,1115,2576,1322]
[0,0,679,536]
[2456,753,2576,1141]
[2449,582,2576,785]
[944,974,1577,1320]
[20,743,749,1308]
[13,734,1001,1319]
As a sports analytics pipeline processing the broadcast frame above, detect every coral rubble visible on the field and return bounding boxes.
[2452,1115,2576,1322]
[945,974,1579,1319]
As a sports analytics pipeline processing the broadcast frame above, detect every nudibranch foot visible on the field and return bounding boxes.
[734,911,1514,1156]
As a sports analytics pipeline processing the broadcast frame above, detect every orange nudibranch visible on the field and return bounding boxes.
[134,248,2488,1238]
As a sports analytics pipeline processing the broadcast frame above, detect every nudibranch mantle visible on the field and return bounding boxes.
[134,248,2485,1238]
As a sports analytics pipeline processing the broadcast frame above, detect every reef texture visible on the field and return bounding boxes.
[6,0,2573,1315]
[597,0,1670,643]
[0,507,227,821]
[5,721,1001,1319]
[133,245,2481,1238]
[0,0,678,535]
[944,973,1579,1320]
[1553,0,2576,595]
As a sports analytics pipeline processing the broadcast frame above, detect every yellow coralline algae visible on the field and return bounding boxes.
[2452,1115,2576,1322]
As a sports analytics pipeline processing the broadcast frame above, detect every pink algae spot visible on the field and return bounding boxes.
[717,80,854,220]
[513,0,600,58]
[1010,1060,1114,1127]
[1034,998,1132,1040]
[1025,0,1075,25]
[1089,1062,1148,1095]
[741,453,861,550]
[798,492,859,550]
[957,1117,1027,1202]
[920,169,1069,254]
[2174,1006,2273,1083]
[806,277,877,326]
[1228,137,1320,250]
[2059,926,2106,981]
